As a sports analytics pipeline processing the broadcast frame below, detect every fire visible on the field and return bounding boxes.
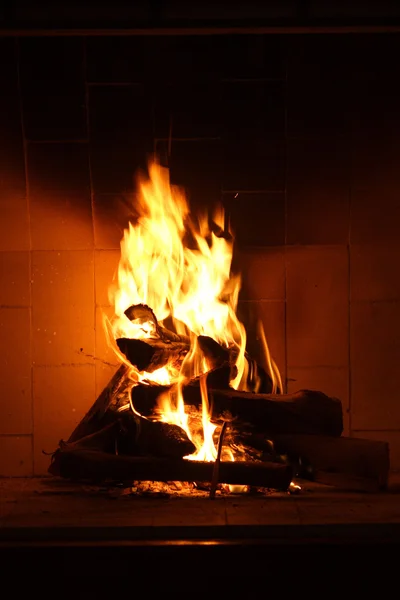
[105,159,280,467]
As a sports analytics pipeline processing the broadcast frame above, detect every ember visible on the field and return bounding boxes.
[49,161,390,495]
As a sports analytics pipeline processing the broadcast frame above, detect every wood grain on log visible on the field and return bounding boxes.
[131,386,344,437]
[116,337,189,372]
[54,449,293,489]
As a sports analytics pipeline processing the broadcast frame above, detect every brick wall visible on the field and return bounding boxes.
[0,33,399,475]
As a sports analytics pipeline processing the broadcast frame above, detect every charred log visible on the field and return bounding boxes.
[132,386,343,437]
[197,335,274,393]
[53,449,293,489]
[116,337,189,372]
[124,303,190,344]
[68,365,130,443]
[117,410,196,459]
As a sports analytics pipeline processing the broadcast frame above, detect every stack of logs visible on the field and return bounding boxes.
[49,304,390,494]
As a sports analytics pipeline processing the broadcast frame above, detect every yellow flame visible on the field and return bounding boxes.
[257,319,283,394]
[106,160,281,466]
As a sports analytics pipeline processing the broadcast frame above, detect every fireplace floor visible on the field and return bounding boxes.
[1,476,400,592]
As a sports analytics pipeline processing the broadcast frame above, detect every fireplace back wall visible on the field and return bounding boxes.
[1,33,399,475]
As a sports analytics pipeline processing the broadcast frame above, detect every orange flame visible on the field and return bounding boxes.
[105,160,280,466]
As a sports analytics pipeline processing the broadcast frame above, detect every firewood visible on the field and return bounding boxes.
[131,386,344,437]
[116,337,189,372]
[117,410,196,459]
[68,364,129,443]
[270,434,390,492]
[124,303,190,344]
[198,335,274,393]
[53,449,293,490]
[48,422,120,476]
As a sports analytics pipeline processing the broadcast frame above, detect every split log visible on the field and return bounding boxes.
[68,364,129,443]
[124,303,190,344]
[198,335,274,393]
[53,449,293,489]
[117,410,196,459]
[116,337,189,372]
[131,386,344,437]
[271,434,390,492]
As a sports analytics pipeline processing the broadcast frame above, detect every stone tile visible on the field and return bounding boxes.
[154,81,221,138]
[168,139,222,212]
[286,136,350,245]
[0,39,26,195]
[31,251,94,366]
[351,244,400,302]
[287,366,350,435]
[27,143,90,194]
[95,305,119,370]
[32,304,95,366]
[33,364,95,474]
[287,35,351,138]
[237,247,286,301]
[351,301,400,430]
[286,245,349,368]
[30,193,94,250]
[0,308,32,434]
[222,81,285,144]
[350,36,400,143]
[350,189,400,244]
[219,34,286,80]
[32,250,94,309]
[228,192,285,247]
[94,250,120,307]
[238,300,286,388]
[0,252,30,306]
[222,139,285,192]
[19,38,86,140]
[86,37,149,83]
[0,436,33,476]
[89,85,152,194]
[93,193,133,250]
[352,431,400,472]
[0,195,29,252]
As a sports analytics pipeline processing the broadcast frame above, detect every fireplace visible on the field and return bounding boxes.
[1,29,399,477]
[2,11,400,573]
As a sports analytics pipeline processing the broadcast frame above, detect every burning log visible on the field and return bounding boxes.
[68,364,130,443]
[117,410,196,458]
[53,449,293,490]
[49,412,196,476]
[198,335,275,393]
[131,386,344,437]
[270,434,390,492]
[116,338,189,372]
[124,303,190,344]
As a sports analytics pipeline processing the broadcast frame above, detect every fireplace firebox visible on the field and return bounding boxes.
[1,9,400,583]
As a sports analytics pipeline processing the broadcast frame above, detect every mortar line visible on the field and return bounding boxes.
[348,129,352,437]
[15,37,34,475]
[283,35,288,394]
[83,37,97,397]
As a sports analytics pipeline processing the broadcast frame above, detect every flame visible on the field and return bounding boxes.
[106,159,281,468]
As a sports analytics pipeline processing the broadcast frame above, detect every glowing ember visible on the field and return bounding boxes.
[105,160,282,477]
